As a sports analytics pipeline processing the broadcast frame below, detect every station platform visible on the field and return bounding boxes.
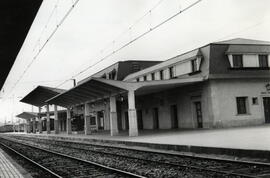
[0,148,25,178]
[5,124,270,161]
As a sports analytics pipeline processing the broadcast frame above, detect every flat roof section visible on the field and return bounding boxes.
[0,0,43,89]
[20,86,66,107]
[47,78,127,108]
[16,112,37,120]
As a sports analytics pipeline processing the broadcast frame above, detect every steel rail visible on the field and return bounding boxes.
[0,138,146,178]
[0,142,62,178]
[4,136,262,178]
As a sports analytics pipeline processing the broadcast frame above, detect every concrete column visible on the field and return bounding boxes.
[32,118,36,133]
[38,107,42,134]
[54,105,59,134]
[46,104,50,134]
[109,96,118,136]
[84,103,91,135]
[27,119,30,133]
[128,90,138,136]
[66,108,72,134]
[24,122,27,133]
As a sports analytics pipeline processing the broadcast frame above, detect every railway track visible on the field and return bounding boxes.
[0,138,145,178]
[3,135,270,177]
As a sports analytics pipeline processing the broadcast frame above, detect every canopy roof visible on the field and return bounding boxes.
[47,76,204,108]
[0,0,43,89]
[16,112,37,120]
[47,78,126,108]
[20,86,66,107]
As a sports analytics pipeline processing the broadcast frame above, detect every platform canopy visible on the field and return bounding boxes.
[20,86,66,107]
[16,112,37,120]
[47,78,127,108]
[0,0,43,89]
[47,76,205,108]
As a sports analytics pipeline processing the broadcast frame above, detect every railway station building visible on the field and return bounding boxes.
[22,38,270,137]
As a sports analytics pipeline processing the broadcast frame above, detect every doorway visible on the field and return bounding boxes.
[170,105,178,129]
[125,111,129,130]
[97,111,104,130]
[194,101,203,128]
[263,97,270,123]
[137,110,143,130]
[152,107,159,129]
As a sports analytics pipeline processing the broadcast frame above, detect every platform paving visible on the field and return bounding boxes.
[12,124,270,151]
[0,148,24,178]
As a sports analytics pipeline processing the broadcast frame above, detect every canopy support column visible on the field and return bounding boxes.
[128,90,138,136]
[109,96,118,136]
[38,107,42,133]
[67,108,72,134]
[32,118,36,133]
[46,104,50,134]
[54,105,59,134]
[84,103,91,135]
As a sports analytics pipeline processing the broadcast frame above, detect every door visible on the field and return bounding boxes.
[170,105,178,129]
[97,111,104,130]
[125,111,129,130]
[263,97,270,123]
[137,110,143,130]
[152,108,159,129]
[194,101,203,128]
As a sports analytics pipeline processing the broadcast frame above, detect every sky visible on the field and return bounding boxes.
[0,0,270,124]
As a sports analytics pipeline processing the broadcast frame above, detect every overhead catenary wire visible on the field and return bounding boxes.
[55,0,203,89]
[5,0,80,98]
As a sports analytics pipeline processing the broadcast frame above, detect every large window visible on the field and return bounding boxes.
[159,70,164,80]
[151,73,155,80]
[232,55,243,68]
[191,59,198,72]
[259,55,269,67]
[169,66,174,78]
[236,97,248,114]
[143,75,147,81]
[109,69,116,80]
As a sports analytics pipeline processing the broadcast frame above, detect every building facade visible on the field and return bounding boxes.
[25,38,270,137]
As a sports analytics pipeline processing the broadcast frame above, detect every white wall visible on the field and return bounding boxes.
[210,79,269,127]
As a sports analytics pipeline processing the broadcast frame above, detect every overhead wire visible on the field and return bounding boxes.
[55,0,203,88]
[5,0,80,98]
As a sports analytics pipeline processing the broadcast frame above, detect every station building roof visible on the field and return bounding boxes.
[0,0,43,89]
[20,86,66,107]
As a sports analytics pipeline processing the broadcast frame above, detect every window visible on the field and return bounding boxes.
[169,66,174,78]
[90,116,96,125]
[132,62,140,72]
[143,75,147,81]
[232,55,243,68]
[101,74,106,79]
[136,78,139,82]
[159,70,164,80]
[259,55,269,67]
[236,97,248,114]
[252,97,258,105]
[151,73,155,80]
[191,59,198,72]
[109,69,116,80]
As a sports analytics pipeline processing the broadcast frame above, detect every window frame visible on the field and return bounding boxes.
[232,54,243,68]
[191,58,198,72]
[143,75,147,81]
[259,54,269,68]
[151,73,155,80]
[236,97,248,115]
[169,66,174,79]
[159,70,164,80]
